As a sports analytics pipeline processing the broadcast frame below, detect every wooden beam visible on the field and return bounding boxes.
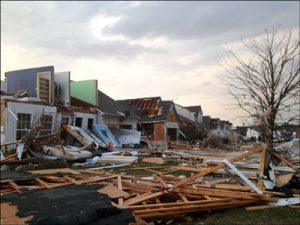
[178,193,189,202]
[63,125,90,146]
[123,191,166,206]
[269,150,299,172]
[258,148,267,190]
[127,198,232,210]
[136,200,260,220]
[173,148,262,188]
[154,175,168,189]
[117,175,124,205]
[64,176,82,185]
[172,187,267,200]
[8,181,22,193]
[34,178,53,189]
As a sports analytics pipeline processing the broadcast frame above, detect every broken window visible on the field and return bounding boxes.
[88,118,94,130]
[75,117,82,127]
[16,113,31,140]
[39,115,53,136]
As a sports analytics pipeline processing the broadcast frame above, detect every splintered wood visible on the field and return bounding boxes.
[1,147,299,225]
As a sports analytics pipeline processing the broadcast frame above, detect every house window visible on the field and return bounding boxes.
[88,118,94,130]
[75,117,82,127]
[40,115,53,136]
[120,124,132,130]
[16,113,31,140]
[61,116,70,125]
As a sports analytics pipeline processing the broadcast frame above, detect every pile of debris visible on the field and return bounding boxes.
[1,144,299,225]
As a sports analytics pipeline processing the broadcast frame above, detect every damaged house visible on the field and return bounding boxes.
[70,79,141,147]
[1,67,100,143]
[174,104,205,140]
[202,116,233,138]
[117,97,180,148]
[1,66,60,142]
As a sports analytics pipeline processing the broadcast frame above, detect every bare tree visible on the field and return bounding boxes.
[220,28,299,151]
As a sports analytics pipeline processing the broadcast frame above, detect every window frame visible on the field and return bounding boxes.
[16,113,32,140]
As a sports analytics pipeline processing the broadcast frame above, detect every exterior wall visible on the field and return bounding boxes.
[120,118,138,130]
[4,101,57,142]
[54,72,70,106]
[101,115,138,130]
[166,111,178,123]
[5,66,54,98]
[73,112,97,131]
[153,122,166,142]
[102,115,121,127]
[71,80,98,106]
[197,112,203,123]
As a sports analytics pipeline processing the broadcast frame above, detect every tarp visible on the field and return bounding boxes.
[93,125,121,148]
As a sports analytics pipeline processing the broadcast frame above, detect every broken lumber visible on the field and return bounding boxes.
[173,148,262,188]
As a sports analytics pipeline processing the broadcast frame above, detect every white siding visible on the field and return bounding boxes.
[5,102,57,142]
[73,112,97,130]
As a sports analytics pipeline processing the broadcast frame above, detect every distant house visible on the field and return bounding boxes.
[117,97,180,147]
[174,104,197,127]
[97,90,139,130]
[201,116,233,138]
[184,105,203,123]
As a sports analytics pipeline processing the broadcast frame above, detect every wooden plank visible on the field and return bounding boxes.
[63,125,90,146]
[81,175,117,184]
[8,181,22,193]
[123,191,166,206]
[143,157,164,164]
[64,175,82,185]
[128,198,234,210]
[269,150,299,172]
[117,175,124,205]
[34,178,53,189]
[258,148,266,190]
[246,204,275,211]
[173,148,262,188]
[136,200,260,220]
[1,153,17,162]
[154,175,168,189]
[98,185,129,199]
[178,193,189,202]
[214,184,252,191]
[277,173,294,188]
[172,187,266,200]
[29,168,81,175]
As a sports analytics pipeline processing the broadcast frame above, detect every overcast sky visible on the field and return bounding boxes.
[1,1,299,125]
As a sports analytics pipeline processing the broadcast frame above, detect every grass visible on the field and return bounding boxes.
[172,207,300,225]
[201,207,300,225]
[104,160,185,176]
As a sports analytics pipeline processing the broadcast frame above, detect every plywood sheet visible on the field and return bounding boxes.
[154,122,165,141]
[143,157,164,164]
[98,185,129,199]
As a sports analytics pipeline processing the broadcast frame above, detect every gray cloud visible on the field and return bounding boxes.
[2,1,298,60]
[108,1,298,40]
[1,1,298,124]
